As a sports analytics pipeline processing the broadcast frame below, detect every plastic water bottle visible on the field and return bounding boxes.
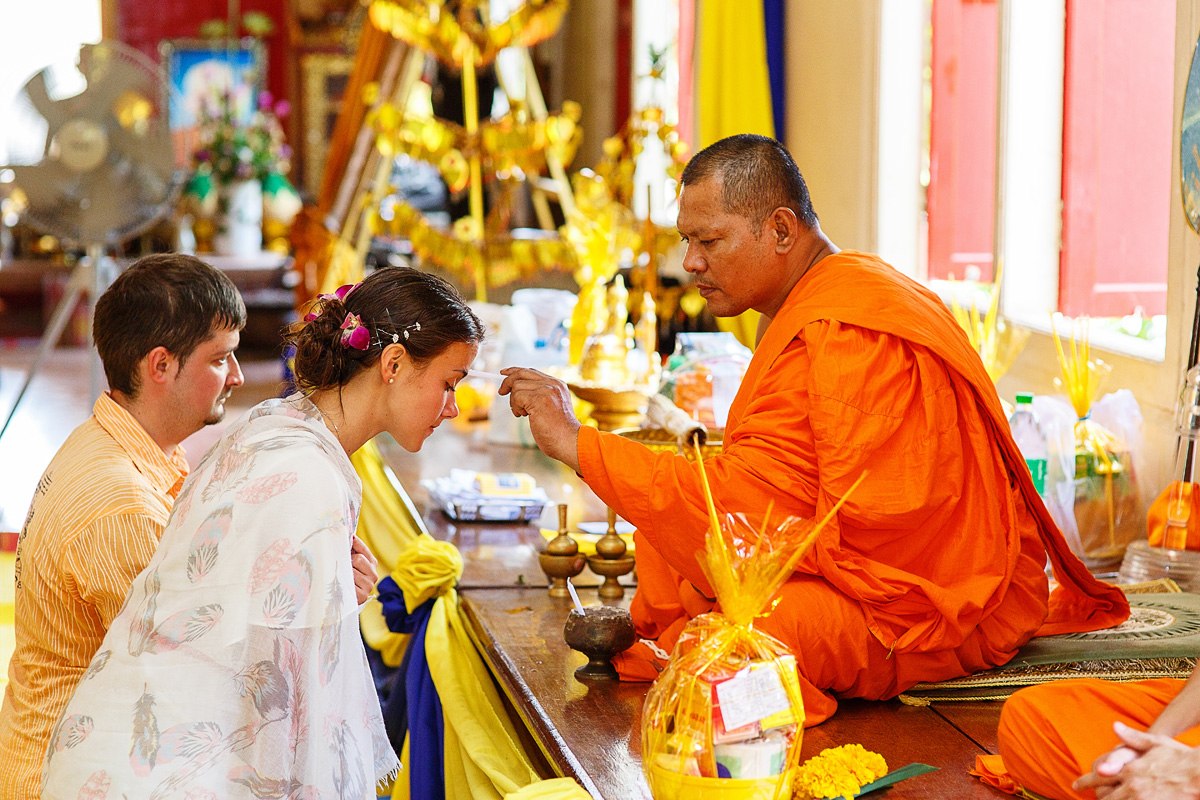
[1009,392,1048,495]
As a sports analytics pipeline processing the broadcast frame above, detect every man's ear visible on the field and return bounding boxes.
[142,346,177,386]
[770,207,800,252]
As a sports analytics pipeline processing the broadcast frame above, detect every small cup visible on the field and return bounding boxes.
[563,605,636,680]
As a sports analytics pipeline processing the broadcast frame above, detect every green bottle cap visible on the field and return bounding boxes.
[1015,392,1034,404]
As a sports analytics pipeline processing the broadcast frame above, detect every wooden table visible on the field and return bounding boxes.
[377,424,1009,799]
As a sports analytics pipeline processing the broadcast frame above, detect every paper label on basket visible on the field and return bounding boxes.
[714,666,791,732]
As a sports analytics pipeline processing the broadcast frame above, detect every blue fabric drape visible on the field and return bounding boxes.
[763,0,787,141]
[378,575,445,800]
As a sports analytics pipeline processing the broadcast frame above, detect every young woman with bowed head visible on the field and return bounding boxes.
[41,267,485,800]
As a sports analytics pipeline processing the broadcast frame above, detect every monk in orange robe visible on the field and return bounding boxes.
[499,133,1127,725]
[990,667,1200,799]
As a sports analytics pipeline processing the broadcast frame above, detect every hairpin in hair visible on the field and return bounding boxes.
[372,308,420,346]
[339,312,370,350]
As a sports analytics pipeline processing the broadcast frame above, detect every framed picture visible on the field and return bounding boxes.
[160,38,266,162]
[299,52,354,195]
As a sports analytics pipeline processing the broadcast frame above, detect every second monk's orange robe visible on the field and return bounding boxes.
[582,251,1128,724]
[991,678,1200,799]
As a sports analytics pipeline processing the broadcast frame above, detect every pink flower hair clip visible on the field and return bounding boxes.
[339,312,370,350]
[304,283,360,322]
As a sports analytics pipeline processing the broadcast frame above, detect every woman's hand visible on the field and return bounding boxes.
[351,535,379,605]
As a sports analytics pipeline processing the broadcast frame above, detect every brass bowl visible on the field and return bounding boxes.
[563,605,636,680]
[566,382,652,431]
[613,426,724,461]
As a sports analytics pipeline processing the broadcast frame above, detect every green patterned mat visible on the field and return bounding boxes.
[900,593,1200,703]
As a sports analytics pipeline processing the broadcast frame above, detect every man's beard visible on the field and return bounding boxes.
[204,392,232,426]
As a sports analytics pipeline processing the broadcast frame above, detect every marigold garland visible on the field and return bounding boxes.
[793,744,888,800]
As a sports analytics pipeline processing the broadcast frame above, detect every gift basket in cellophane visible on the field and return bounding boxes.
[1041,317,1146,567]
[641,446,862,800]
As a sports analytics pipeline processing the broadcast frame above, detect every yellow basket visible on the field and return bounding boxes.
[648,764,794,800]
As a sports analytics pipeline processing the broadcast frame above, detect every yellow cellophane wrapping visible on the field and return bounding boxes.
[1051,318,1142,564]
[641,469,862,799]
[1070,417,1142,564]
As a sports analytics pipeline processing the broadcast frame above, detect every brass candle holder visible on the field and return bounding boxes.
[586,507,636,600]
[538,503,586,597]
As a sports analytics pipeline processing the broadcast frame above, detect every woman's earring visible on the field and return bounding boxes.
[388,377,395,384]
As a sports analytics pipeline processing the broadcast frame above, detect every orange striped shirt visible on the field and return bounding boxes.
[0,393,187,799]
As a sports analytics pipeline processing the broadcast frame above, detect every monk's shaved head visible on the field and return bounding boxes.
[680,134,819,232]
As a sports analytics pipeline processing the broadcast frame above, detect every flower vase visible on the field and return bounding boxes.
[214,179,263,257]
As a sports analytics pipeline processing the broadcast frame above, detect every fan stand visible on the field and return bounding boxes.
[0,244,114,442]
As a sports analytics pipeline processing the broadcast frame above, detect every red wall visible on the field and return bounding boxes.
[115,0,291,103]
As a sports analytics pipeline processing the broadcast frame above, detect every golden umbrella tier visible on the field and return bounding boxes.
[369,0,568,68]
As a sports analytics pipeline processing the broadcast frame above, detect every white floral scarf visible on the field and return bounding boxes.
[41,396,399,799]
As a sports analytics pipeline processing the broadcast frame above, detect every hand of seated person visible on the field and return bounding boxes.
[351,535,379,605]
[1075,722,1200,800]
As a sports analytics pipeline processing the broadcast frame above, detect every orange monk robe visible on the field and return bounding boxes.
[991,678,1200,799]
[582,251,1128,724]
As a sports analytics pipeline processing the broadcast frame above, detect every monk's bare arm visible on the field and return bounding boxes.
[498,367,582,472]
[1146,662,1200,738]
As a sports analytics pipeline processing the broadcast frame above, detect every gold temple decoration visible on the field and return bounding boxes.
[595,45,688,210]
[556,48,691,429]
[364,0,579,300]
[368,0,568,68]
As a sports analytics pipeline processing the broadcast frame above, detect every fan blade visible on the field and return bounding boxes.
[75,47,153,126]
[15,70,59,157]
[4,39,187,246]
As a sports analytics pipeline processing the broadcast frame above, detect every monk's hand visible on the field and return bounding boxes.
[351,535,379,605]
[498,367,581,472]
[1076,723,1198,800]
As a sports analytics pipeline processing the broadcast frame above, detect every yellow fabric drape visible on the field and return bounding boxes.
[696,0,773,350]
[502,779,591,800]
[385,537,589,800]
[696,0,775,147]
[716,311,760,350]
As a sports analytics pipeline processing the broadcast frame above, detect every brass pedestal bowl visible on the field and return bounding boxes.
[566,382,652,432]
[585,553,636,600]
[563,605,636,680]
[538,551,587,597]
[613,426,725,461]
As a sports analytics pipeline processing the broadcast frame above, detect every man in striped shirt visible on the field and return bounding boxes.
[0,254,248,799]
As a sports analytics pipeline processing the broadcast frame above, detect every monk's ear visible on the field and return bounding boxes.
[769,207,800,252]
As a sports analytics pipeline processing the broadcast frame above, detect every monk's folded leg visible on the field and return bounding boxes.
[998,678,1187,800]
[753,567,1053,727]
[752,576,899,726]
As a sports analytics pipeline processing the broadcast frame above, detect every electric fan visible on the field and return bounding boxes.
[0,40,186,440]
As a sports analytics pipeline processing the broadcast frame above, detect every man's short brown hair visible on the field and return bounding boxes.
[94,254,246,396]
